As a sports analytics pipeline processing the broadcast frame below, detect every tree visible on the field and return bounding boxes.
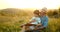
[47,10,53,17]
[53,10,59,18]
[58,8,60,14]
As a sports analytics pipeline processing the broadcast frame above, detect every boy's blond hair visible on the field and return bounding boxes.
[33,10,40,16]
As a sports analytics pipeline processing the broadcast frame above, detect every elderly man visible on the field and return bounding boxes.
[40,7,48,32]
[32,7,48,32]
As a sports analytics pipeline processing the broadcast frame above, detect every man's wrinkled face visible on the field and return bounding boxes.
[40,9,46,16]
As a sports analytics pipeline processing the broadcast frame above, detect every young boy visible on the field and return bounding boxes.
[25,10,42,32]
[29,10,42,30]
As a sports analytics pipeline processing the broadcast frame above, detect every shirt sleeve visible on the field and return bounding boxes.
[30,17,35,21]
[37,18,41,24]
[43,16,48,27]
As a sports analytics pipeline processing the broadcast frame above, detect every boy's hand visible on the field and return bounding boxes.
[29,19,36,23]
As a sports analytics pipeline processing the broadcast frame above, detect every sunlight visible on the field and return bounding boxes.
[0,0,60,9]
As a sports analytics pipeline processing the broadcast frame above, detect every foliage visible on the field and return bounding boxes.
[47,9,60,18]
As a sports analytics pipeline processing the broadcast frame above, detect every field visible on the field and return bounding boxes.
[48,18,60,32]
[0,8,60,32]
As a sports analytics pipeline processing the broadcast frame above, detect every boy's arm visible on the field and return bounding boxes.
[29,20,35,23]
[28,17,35,23]
[36,18,42,26]
[38,18,41,24]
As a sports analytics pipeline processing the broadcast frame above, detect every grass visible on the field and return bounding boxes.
[0,9,60,32]
[47,18,60,32]
[0,16,60,32]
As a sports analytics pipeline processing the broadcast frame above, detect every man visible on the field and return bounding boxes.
[40,7,48,32]
[32,7,48,32]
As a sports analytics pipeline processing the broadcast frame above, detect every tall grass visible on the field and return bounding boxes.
[0,8,60,32]
[47,18,60,32]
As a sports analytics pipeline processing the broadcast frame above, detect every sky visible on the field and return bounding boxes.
[0,0,60,9]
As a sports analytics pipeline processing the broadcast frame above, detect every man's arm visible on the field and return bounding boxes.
[43,16,48,27]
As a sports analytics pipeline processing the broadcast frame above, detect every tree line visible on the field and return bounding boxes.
[47,8,60,18]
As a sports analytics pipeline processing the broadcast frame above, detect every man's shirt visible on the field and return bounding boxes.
[40,16,48,27]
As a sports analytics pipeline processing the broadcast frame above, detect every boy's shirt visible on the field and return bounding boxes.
[30,17,41,24]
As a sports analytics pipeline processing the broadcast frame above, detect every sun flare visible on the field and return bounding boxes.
[0,0,60,9]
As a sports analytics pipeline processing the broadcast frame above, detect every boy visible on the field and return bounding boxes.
[30,10,41,25]
[29,10,42,30]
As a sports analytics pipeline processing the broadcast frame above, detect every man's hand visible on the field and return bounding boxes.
[37,24,42,26]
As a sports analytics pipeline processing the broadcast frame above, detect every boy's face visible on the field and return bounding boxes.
[34,14,39,17]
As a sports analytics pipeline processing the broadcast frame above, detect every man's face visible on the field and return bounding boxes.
[40,10,46,16]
